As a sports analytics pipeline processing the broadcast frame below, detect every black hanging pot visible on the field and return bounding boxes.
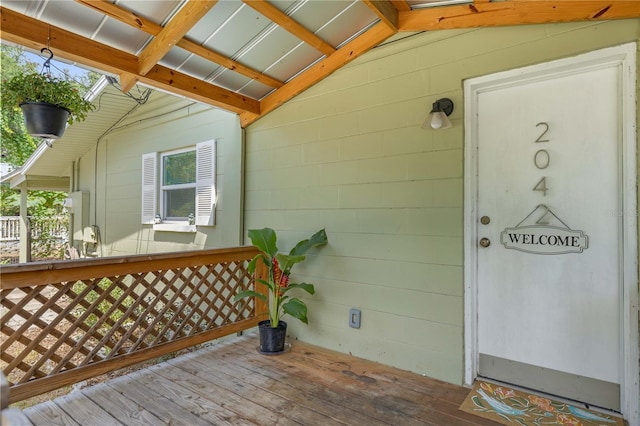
[20,102,70,139]
[258,320,287,354]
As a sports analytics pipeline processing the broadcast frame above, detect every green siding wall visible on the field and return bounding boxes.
[77,91,243,256]
[244,20,640,385]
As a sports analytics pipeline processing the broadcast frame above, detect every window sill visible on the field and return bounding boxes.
[153,223,197,233]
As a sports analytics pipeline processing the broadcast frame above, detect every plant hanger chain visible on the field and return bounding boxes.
[40,47,54,77]
[40,25,53,77]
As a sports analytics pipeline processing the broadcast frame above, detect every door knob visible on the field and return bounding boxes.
[479,238,491,248]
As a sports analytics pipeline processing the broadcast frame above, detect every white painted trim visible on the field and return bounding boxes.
[463,43,638,424]
[463,81,480,388]
[152,223,197,233]
[619,42,639,425]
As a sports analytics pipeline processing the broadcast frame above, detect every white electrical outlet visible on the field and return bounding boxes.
[349,308,361,329]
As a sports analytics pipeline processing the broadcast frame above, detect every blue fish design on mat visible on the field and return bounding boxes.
[477,388,527,416]
[567,405,616,423]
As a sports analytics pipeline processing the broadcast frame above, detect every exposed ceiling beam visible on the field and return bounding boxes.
[400,1,640,30]
[4,0,637,131]
[0,6,260,115]
[74,0,283,88]
[138,0,216,76]
[242,0,336,57]
[119,72,138,93]
[391,1,411,12]
[363,0,399,30]
[240,21,396,127]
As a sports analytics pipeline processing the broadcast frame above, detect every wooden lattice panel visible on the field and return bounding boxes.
[0,247,264,402]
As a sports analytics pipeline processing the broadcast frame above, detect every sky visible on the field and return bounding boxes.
[22,49,92,80]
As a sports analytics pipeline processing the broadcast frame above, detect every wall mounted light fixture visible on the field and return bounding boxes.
[422,98,454,130]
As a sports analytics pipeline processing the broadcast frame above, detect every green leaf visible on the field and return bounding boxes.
[256,278,276,293]
[247,254,260,274]
[234,290,267,303]
[282,282,315,295]
[248,228,278,257]
[289,228,328,257]
[282,298,308,324]
[275,253,306,273]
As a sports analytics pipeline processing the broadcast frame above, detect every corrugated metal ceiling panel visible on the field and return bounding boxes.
[0,0,463,104]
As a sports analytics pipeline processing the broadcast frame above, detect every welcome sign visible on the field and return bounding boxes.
[501,205,589,255]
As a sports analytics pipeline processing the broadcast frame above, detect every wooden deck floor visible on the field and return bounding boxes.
[22,333,499,425]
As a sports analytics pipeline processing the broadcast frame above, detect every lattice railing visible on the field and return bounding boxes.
[0,246,267,403]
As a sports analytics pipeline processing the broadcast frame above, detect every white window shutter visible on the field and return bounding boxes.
[195,140,216,226]
[141,152,157,224]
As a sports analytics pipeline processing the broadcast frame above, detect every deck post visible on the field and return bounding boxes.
[254,259,269,320]
[18,189,30,263]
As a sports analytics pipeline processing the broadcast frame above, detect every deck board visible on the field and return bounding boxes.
[170,352,348,425]
[22,333,500,425]
[24,400,80,426]
[81,378,164,426]
[54,392,123,426]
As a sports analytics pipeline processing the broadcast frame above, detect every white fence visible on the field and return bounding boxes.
[0,216,68,241]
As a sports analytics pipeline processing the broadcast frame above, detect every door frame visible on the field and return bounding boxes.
[463,43,638,422]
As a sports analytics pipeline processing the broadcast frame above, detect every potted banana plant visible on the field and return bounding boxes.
[235,227,328,354]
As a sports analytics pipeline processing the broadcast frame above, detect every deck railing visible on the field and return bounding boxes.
[0,247,267,403]
[0,217,21,241]
[0,216,68,241]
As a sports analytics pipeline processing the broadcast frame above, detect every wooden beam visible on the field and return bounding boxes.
[363,0,399,30]
[119,72,138,93]
[391,0,411,12]
[138,0,216,76]
[75,0,283,88]
[400,1,640,31]
[74,0,156,32]
[178,37,283,88]
[242,0,336,57]
[240,21,396,127]
[144,65,260,114]
[0,7,260,115]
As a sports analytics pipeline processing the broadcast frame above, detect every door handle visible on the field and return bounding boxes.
[479,238,491,248]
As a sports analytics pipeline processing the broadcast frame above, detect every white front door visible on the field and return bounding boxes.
[464,43,638,417]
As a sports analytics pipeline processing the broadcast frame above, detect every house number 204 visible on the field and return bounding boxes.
[533,122,550,196]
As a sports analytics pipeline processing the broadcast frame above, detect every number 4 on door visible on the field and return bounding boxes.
[533,176,549,196]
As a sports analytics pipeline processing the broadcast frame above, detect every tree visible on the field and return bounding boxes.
[1,46,38,167]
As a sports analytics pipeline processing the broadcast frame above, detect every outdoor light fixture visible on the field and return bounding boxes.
[422,98,454,130]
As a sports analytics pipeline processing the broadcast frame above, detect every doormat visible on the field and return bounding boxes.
[459,381,624,426]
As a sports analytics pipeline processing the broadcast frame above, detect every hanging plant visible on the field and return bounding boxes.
[3,72,95,124]
[1,48,95,138]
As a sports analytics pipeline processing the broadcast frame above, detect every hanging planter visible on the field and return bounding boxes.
[20,102,70,139]
[1,48,95,140]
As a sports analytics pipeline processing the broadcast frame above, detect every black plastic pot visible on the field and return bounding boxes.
[20,102,70,139]
[258,320,287,354]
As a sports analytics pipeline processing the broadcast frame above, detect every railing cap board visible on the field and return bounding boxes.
[0,246,259,289]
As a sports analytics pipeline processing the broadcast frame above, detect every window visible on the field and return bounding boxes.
[162,148,196,220]
[141,140,216,228]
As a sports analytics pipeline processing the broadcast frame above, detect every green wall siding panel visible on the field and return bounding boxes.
[244,20,639,385]
[77,93,243,256]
